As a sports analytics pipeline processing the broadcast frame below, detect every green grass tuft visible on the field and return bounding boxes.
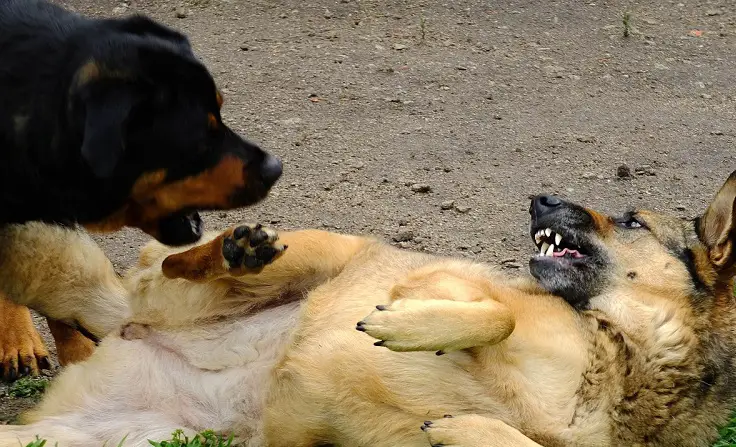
[8,377,49,399]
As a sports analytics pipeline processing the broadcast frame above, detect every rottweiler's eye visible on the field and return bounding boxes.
[615,214,645,229]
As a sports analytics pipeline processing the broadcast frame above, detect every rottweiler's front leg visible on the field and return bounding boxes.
[0,296,50,380]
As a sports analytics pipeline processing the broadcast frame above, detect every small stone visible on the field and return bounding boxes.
[279,12,288,18]
[440,200,455,210]
[642,18,658,25]
[654,63,669,70]
[470,246,482,254]
[443,167,453,172]
[456,65,468,71]
[701,93,713,99]
[634,165,656,176]
[711,130,724,135]
[324,9,333,18]
[398,219,409,226]
[501,259,522,269]
[576,135,596,143]
[454,205,471,213]
[706,9,722,16]
[582,172,597,180]
[616,164,631,178]
[112,6,127,14]
[543,65,566,77]
[239,44,250,51]
[392,43,408,50]
[393,230,415,242]
[175,7,188,18]
[676,205,687,211]
[410,183,431,193]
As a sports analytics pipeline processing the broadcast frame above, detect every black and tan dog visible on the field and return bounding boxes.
[0,0,282,379]
[1,172,735,446]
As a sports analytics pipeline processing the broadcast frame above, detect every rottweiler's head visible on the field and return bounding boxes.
[69,15,281,245]
[528,171,736,314]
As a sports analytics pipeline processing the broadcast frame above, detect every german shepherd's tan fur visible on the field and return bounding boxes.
[1,172,736,446]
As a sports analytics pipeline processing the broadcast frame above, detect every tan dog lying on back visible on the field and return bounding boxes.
[2,172,736,446]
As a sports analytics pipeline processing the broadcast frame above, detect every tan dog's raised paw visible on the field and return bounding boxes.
[162,223,286,281]
[422,415,542,447]
[222,224,286,274]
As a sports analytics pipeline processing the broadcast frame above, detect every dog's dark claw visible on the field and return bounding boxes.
[39,357,51,370]
[436,350,445,356]
[7,366,17,381]
[374,340,385,346]
[20,365,30,376]
[356,322,366,331]
[376,305,387,311]
[443,414,453,418]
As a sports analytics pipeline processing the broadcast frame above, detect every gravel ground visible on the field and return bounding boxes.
[2,0,736,425]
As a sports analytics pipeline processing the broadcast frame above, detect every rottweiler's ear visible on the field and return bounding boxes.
[699,171,736,268]
[80,83,137,179]
[112,15,190,47]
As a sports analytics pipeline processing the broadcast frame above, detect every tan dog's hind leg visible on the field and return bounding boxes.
[0,295,49,380]
[47,319,95,366]
[358,262,516,353]
[422,415,543,447]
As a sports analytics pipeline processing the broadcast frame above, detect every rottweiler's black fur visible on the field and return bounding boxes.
[0,0,282,245]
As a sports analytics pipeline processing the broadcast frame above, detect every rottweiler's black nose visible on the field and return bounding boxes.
[259,154,283,187]
[531,195,563,218]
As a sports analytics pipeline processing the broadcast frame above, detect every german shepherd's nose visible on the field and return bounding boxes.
[530,195,564,219]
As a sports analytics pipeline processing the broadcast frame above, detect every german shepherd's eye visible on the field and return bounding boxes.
[615,213,645,230]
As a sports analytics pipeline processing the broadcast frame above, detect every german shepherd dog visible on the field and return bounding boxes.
[0,171,735,446]
[0,0,282,380]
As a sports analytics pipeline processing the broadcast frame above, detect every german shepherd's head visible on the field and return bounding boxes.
[529,171,736,313]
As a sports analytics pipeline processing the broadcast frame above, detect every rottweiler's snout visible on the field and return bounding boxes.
[258,154,283,187]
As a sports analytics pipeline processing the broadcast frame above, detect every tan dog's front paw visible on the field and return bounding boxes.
[357,298,515,354]
[422,415,541,447]
[357,299,464,354]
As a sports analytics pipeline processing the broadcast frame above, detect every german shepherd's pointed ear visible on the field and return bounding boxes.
[699,171,736,268]
[79,82,138,178]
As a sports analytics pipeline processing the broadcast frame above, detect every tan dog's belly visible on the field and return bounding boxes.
[264,249,589,446]
[3,302,302,447]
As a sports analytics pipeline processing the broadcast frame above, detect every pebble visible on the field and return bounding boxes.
[393,231,415,243]
[410,183,431,193]
[501,259,523,269]
[676,205,687,211]
[616,164,632,178]
[581,172,597,180]
[175,7,188,18]
[324,9,333,19]
[706,9,722,16]
[393,43,408,50]
[701,93,713,99]
[575,135,596,143]
[454,205,472,213]
[441,200,455,210]
[634,165,656,176]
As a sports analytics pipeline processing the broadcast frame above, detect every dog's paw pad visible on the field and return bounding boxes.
[223,224,286,270]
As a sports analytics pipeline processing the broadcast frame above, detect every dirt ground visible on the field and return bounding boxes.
[2,0,736,424]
